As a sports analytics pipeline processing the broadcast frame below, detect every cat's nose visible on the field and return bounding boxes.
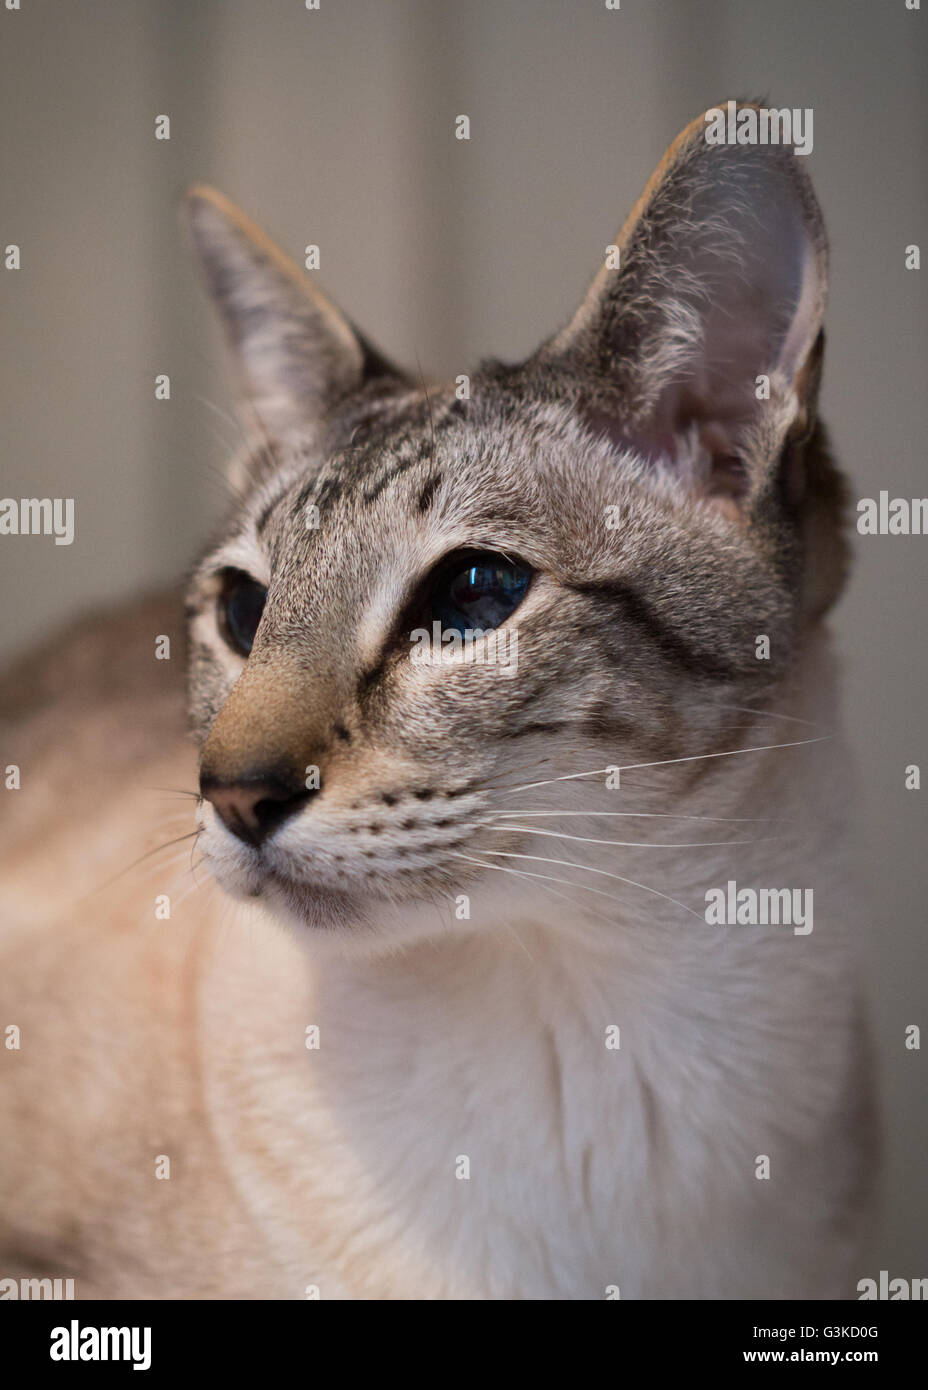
[199,771,315,847]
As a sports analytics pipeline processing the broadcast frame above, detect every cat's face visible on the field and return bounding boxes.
[184,106,847,943]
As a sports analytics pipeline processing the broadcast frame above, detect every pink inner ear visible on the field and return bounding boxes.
[584,407,680,467]
[576,151,824,516]
[585,392,751,510]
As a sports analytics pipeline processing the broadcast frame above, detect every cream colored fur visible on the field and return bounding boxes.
[0,628,873,1299]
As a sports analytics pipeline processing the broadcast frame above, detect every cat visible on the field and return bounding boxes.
[0,103,876,1299]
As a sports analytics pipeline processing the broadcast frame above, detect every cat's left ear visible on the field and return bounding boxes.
[183,185,407,441]
[535,104,828,516]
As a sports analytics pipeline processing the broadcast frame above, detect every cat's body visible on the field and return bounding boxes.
[0,108,877,1298]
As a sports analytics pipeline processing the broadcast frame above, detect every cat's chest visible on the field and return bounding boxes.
[198,927,806,1298]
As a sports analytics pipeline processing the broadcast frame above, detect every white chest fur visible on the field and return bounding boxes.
[197,854,867,1300]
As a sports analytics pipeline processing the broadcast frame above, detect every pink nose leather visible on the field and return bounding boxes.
[200,773,314,846]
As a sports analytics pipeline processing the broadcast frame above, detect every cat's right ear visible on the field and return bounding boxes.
[532,105,829,521]
[183,186,406,443]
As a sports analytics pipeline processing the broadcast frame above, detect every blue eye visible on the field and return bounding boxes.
[431,553,531,636]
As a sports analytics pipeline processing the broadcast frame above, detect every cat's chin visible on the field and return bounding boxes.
[207,864,401,943]
[259,871,364,933]
[208,860,474,957]
[207,863,363,933]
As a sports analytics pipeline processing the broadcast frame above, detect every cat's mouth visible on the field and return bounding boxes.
[195,787,490,926]
[196,809,467,932]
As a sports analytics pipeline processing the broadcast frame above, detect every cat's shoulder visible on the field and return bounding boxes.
[0,590,189,832]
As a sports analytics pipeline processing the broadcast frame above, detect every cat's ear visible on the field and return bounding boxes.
[183,185,406,441]
[538,103,828,516]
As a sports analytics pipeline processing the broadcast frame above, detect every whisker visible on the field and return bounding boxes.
[481,723,804,797]
[501,918,536,963]
[199,420,242,468]
[474,849,705,921]
[473,822,769,849]
[452,851,639,916]
[478,721,794,799]
[241,400,278,480]
[453,851,623,932]
[189,827,204,880]
[484,810,777,822]
[97,831,201,891]
[499,735,832,797]
[193,393,250,448]
[716,703,831,732]
[130,852,220,938]
[478,746,613,790]
[68,838,200,919]
[416,358,436,464]
[165,874,208,919]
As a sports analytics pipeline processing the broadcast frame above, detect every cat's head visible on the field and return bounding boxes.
[184,104,847,946]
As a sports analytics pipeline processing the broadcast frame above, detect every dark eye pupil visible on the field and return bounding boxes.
[433,554,530,636]
[219,572,267,657]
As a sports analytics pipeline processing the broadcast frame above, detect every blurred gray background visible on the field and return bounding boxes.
[1,0,925,1280]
